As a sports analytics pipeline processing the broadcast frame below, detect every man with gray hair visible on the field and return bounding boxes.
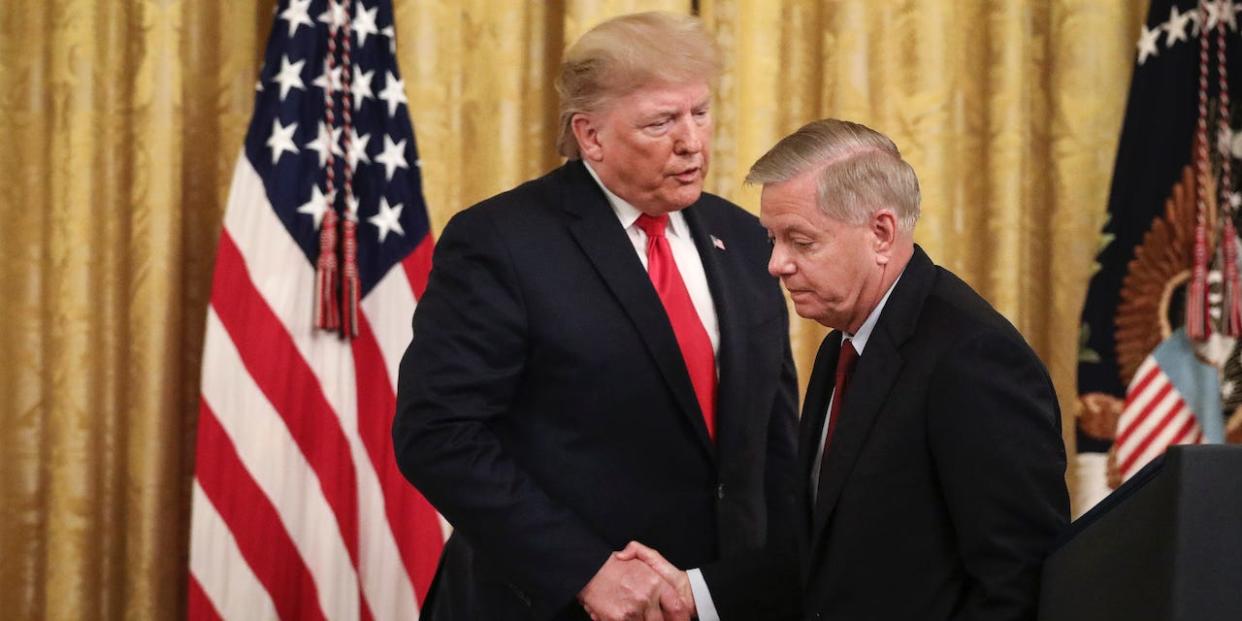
[750,119,1069,620]
[394,12,798,621]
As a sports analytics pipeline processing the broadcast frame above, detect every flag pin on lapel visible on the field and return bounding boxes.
[710,235,726,251]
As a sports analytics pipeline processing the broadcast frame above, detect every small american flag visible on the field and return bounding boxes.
[1114,351,1205,483]
[188,1,445,619]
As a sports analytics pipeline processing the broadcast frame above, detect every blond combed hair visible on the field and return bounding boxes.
[747,119,921,231]
[555,12,721,159]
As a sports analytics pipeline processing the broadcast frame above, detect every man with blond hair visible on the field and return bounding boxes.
[750,118,1069,620]
[394,12,798,621]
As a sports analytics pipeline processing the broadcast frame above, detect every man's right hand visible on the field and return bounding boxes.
[578,551,691,621]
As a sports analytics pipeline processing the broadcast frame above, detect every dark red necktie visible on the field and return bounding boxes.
[820,338,858,469]
[635,213,717,440]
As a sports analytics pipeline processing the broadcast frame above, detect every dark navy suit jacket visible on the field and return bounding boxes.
[796,247,1069,620]
[393,160,800,620]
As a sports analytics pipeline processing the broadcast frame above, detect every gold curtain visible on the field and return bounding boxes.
[699,0,1146,471]
[0,0,1145,617]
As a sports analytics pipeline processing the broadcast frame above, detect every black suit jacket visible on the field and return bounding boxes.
[797,247,1069,621]
[393,160,799,620]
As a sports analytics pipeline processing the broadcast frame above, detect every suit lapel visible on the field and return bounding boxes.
[682,207,741,459]
[798,335,838,492]
[562,162,716,459]
[809,329,904,541]
[807,247,938,556]
[796,334,840,543]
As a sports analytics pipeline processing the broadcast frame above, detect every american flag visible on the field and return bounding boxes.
[188,1,444,619]
[1114,353,1206,483]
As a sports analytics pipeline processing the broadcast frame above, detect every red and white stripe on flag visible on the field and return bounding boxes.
[1114,356,1205,483]
[188,0,447,616]
[189,157,444,621]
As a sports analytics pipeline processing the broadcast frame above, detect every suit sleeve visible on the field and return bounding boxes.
[699,298,801,621]
[927,329,1070,621]
[392,208,612,618]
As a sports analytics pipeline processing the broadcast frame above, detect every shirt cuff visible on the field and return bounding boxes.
[687,568,720,621]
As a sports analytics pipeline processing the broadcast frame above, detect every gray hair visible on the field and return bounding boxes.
[555,12,721,159]
[747,119,921,231]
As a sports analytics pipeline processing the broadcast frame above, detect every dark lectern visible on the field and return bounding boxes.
[1038,445,1242,621]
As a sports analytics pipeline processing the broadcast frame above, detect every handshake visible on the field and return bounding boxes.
[577,541,698,621]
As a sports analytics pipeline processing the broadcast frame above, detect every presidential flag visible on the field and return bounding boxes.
[1077,0,1242,513]
[188,1,443,619]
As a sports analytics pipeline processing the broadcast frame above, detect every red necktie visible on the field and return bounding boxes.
[635,213,717,440]
[821,339,858,465]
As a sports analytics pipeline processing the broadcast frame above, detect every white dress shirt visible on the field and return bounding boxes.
[810,275,902,499]
[584,161,722,619]
[583,162,720,355]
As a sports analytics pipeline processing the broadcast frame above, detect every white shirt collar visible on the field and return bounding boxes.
[843,273,902,355]
[582,160,690,238]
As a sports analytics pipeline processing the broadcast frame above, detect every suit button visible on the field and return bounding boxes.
[715,483,725,500]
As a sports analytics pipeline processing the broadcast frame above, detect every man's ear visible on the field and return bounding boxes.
[571,113,604,161]
[872,208,898,265]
